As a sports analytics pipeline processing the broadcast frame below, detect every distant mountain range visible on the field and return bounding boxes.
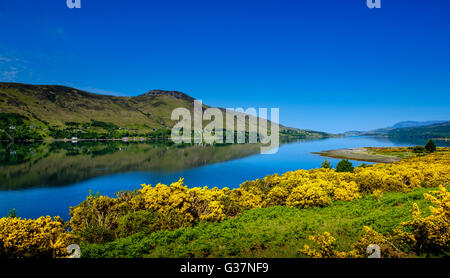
[344,121,450,139]
[386,122,450,138]
[0,82,331,140]
[390,121,447,129]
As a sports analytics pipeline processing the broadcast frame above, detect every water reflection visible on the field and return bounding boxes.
[0,141,264,190]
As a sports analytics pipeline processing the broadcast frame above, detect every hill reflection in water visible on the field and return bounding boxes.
[0,141,265,190]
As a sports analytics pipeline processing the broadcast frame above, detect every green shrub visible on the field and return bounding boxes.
[425,139,436,153]
[336,159,354,173]
[411,146,426,153]
[74,224,116,244]
[116,210,160,238]
[321,160,332,169]
[7,209,17,218]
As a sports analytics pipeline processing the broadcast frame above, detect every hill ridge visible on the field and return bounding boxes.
[0,82,331,140]
[141,89,195,102]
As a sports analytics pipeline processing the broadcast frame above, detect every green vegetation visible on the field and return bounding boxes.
[425,139,437,153]
[280,128,334,139]
[387,122,450,139]
[46,119,172,140]
[80,187,439,258]
[321,160,332,169]
[358,121,450,139]
[336,159,354,173]
[7,209,17,219]
[0,113,42,141]
[411,146,426,153]
[365,147,425,159]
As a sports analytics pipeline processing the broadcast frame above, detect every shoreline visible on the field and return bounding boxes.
[0,137,172,143]
[0,134,321,144]
[312,147,402,163]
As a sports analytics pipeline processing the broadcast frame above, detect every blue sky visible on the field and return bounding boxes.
[0,0,449,133]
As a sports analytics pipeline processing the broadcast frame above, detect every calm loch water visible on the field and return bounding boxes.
[0,137,448,219]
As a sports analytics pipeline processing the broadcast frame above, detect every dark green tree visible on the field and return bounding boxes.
[425,139,436,153]
[7,208,17,218]
[321,160,332,169]
[336,159,354,173]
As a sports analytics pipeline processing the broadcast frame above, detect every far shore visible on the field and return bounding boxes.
[0,137,171,143]
[312,147,402,163]
[434,137,450,141]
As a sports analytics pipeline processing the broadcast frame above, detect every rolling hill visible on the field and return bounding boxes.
[390,120,447,129]
[0,82,331,141]
[386,121,450,138]
[344,121,450,139]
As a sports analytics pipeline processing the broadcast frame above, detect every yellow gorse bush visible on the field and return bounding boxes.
[140,180,232,225]
[300,227,409,258]
[286,180,332,208]
[235,187,263,210]
[189,187,228,222]
[299,232,347,258]
[140,179,194,228]
[300,185,450,258]
[395,185,450,254]
[0,216,74,258]
[333,181,361,201]
[263,186,289,206]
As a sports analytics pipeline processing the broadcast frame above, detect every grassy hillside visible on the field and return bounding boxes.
[387,122,450,138]
[0,82,331,141]
[359,121,450,139]
[0,83,189,130]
